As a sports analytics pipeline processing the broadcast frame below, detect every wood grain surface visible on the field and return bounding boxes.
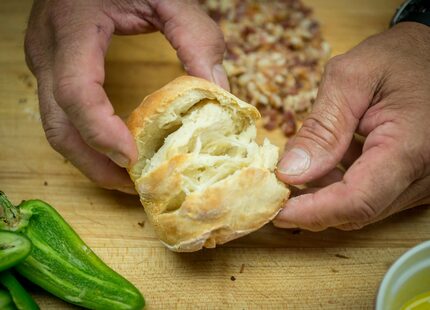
[1,0,429,309]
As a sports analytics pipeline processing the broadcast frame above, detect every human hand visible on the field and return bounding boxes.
[275,22,430,231]
[24,0,228,193]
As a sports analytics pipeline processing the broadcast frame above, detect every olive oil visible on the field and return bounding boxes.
[401,291,430,310]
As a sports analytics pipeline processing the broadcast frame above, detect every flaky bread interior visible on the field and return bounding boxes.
[127,76,289,252]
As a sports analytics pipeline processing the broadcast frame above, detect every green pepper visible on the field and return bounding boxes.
[0,289,17,310]
[0,192,145,310]
[0,271,39,310]
[0,231,32,272]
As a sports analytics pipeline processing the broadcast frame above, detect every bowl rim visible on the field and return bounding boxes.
[376,240,430,310]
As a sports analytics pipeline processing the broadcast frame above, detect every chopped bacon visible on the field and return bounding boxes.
[199,0,330,137]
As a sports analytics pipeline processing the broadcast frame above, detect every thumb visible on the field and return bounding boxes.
[276,56,374,185]
[151,0,229,90]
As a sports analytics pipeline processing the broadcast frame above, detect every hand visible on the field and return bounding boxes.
[274,22,430,231]
[24,0,228,193]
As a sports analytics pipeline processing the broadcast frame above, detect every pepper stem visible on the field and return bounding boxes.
[0,192,22,231]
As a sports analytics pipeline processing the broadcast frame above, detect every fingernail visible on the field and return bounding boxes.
[212,64,230,91]
[273,220,298,229]
[108,152,130,168]
[277,148,310,176]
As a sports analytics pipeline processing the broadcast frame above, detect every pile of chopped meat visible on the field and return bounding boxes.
[200,0,331,136]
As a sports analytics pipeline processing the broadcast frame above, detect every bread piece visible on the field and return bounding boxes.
[127,76,289,252]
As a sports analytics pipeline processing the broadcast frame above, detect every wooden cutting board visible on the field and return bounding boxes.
[1,0,429,308]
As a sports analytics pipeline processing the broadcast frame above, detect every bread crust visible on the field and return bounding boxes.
[127,76,259,152]
[127,76,289,252]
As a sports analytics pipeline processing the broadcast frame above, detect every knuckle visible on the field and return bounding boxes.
[324,55,345,77]
[24,29,51,75]
[53,76,71,102]
[43,119,71,154]
[81,127,105,150]
[24,31,36,58]
[303,213,328,232]
[53,76,81,113]
[324,54,355,79]
[24,34,37,73]
[39,99,75,156]
[348,190,379,223]
[324,54,366,92]
[53,78,110,152]
[208,29,226,52]
[200,17,225,50]
[299,113,342,152]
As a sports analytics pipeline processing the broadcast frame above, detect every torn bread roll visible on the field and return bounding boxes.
[127,76,289,252]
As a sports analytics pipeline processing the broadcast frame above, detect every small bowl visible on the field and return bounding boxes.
[376,240,430,309]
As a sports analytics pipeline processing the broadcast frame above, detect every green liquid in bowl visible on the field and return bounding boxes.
[401,291,430,310]
[376,241,430,310]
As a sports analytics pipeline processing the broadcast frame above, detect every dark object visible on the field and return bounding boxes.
[0,231,32,272]
[0,271,39,310]
[230,276,236,281]
[291,229,302,235]
[0,192,145,310]
[239,264,245,274]
[334,254,350,259]
[390,0,430,27]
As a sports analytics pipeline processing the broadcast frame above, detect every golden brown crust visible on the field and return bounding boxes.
[127,76,260,146]
[153,167,288,252]
[127,76,289,252]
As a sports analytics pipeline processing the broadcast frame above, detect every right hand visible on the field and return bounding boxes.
[25,0,229,193]
[274,22,430,231]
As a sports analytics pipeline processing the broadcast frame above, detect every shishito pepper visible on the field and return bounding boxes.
[0,289,16,310]
[0,271,39,310]
[0,192,145,310]
[0,231,31,272]
[0,233,38,310]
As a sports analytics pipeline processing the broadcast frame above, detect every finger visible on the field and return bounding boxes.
[51,10,137,168]
[336,175,430,230]
[24,0,54,76]
[274,132,414,231]
[273,188,319,229]
[307,167,344,188]
[306,135,363,188]
[151,0,229,90]
[273,186,320,228]
[276,55,378,185]
[299,136,363,189]
[340,134,363,169]
[272,220,299,229]
[37,68,136,194]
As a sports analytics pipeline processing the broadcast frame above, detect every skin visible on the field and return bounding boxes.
[25,2,430,230]
[275,22,430,231]
[24,0,229,194]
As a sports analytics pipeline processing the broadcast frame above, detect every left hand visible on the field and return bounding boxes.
[24,0,228,193]
[274,22,430,231]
